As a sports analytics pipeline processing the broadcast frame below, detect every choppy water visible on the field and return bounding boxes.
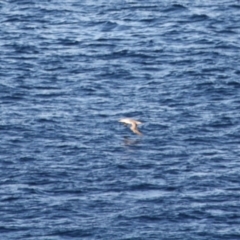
[1,0,240,239]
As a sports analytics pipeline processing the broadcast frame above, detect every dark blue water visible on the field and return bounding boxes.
[1,0,240,239]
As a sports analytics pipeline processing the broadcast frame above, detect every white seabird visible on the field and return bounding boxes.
[119,118,143,135]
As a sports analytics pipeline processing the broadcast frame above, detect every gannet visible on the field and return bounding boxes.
[119,118,143,135]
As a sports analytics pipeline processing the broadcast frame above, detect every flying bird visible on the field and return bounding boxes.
[119,118,143,135]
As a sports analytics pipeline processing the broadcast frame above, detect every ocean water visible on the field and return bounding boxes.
[1,0,240,239]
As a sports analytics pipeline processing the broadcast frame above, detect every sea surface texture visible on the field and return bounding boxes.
[1,0,240,239]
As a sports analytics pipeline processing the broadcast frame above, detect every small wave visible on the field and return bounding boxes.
[163,4,188,13]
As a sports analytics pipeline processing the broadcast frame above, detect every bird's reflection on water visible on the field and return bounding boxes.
[123,136,141,146]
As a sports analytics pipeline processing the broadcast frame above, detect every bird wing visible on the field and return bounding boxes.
[130,124,142,135]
